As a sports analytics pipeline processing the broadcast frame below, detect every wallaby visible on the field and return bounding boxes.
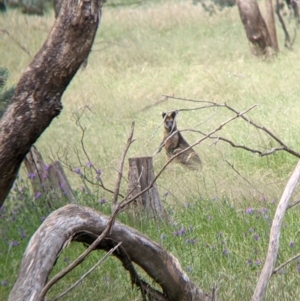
[159,110,202,169]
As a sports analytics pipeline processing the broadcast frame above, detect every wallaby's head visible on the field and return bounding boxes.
[162,111,177,132]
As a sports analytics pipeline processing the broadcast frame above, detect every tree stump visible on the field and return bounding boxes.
[24,145,76,205]
[127,157,166,220]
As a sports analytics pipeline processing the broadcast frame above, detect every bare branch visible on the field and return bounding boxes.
[113,121,135,208]
[273,252,300,275]
[288,199,300,209]
[163,95,300,159]
[121,104,257,210]
[0,28,32,57]
[9,205,211,301]
[251,160,300,301]
[50,242,122,301]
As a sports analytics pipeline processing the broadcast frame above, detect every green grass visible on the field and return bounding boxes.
[1,0,300,300]
[2,183,300,301]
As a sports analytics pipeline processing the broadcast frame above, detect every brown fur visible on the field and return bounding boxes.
[159,111,202,169]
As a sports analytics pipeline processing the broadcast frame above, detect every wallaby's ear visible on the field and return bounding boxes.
[162,112,166,119]
[171,110,177,119]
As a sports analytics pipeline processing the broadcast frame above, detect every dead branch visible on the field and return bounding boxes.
[276,0,292,48]
[287,199,300,209]
[272,252,300,275]
[251,159,300,301]
[162,95,300,159]
[113,122,135,209]
[121,104,257,210]
[0,28,32,57]
[57,110,125,198]
[0,0,101,207]
[9,205,211,301]
[50,242,122,301]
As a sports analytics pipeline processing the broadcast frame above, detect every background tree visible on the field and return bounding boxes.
[0,0,102,207]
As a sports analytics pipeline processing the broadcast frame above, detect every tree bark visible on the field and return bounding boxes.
[8,204,212,301]
[265,0,279,51]
[251,160,300,301]
[24,146,76,204]
[127,156,167,220]
[237,0,273,56]
[0,0,101,207]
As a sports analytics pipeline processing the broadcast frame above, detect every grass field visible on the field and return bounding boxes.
[1,0,300,300]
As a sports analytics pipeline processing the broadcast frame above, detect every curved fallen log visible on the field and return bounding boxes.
[0,0,101,206]
[9,204,211,301]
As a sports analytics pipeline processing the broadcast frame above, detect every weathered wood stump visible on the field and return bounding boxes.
[24,145,76,205]
[127,156,166,220]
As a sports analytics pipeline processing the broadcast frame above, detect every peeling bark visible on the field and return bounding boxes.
[9,204,212,301]
[0,0,101,207]
[237,0,273,56]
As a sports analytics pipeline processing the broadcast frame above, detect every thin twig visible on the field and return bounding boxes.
[50,242,122,301]
[37,206,121,301]
[113,122,135,207]
[163,95,300,159]
[273,252,300,275]
[121,104,257,210]
[0,28,32,57]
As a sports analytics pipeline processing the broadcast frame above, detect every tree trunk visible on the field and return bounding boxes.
[8,204,212,301]
[237,0,273,56]
[0,0,101,207]
[265,0,279,51]
[127,157,167,220]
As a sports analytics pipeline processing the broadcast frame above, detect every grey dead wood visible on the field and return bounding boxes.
[127,156,167,220]
[237,0,273,56]
[24,145,76,205]
[0,0,101,207]
[8,204,212,301]
[251,160,300,301]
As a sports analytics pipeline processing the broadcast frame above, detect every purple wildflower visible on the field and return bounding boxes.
[245,207,253,214]
[45,164,50,171]
[0,280,8,286]
[261,195,266,201]
[86,162,93,168]
[249,228,255,233]
[10,241,19,247]
[42,173,48,179]
[34,192,42,199]
[173,227,185,237]
[185,203,190,208]
[222,249,229,256]
[28,173,36,179]
[289,241,295,248]
[256,259,261,266]
[96,169,101,175]
[74,168,81,174]
[253,234,260,241]
[160,233,167,240]
[99,198,107,204]
[297,265,300,273]
[247,259,253,265]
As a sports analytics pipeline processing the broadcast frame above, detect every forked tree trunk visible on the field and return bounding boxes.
[8,204,212,301]
[0,0,101,207]
[127,157,167,220]
[237,0,273,56]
